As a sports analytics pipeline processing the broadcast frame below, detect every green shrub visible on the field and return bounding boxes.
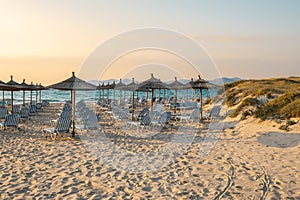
[286,120,297,126]
[241,110,252,120]
[231,98,259,117]
[255,93,300,119]
[279,125,290,132]
[266,92,273,99]
[280,99,300,118]
[256,88,266,96]
[226,90,240,107]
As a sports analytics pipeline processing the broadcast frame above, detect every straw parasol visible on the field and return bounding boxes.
[6,76,23,112]
[114,79,126,105]
[121,78,139,119]
[96,83,105,100]
[36,83,46,103]
[189,75,218,119]
[20,79,32,106]
[168,77,184,114]
[104,82,116,102]
[47,72,97,136]
[138,73,169,108]
[0,80,7,102]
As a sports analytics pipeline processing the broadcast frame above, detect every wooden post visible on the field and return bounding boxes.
[71,90,76,137]
[30,90,32,105]
[200,88,203,120]
[11,91,14,113]
[174,89,177,114]
[146,91,148,107]
[131,91,134,120]
[23,90,25,106]
[151,89,154,109]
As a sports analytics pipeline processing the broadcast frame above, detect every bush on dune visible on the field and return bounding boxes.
[255,93,300,119]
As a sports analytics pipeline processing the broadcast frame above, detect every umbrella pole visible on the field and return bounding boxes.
[151,89,154,109]
[113,89,115,101]
[2,91,4,102]
[131,91,134,120]
[71,90,76,137]
[174,89,177,114]
[23,90,25,106]
[200,88,203,120]
[146,91,148,107]
[36,90,38,104]
[158,89,161,100]
[192,89,195,101]
[39,90,42,102]
[30,91,32,105]
[119,90,122,106]
[207,89,209,98]
[11,91,14,113]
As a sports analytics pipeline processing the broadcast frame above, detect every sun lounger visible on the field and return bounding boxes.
[0,107,8,119]
[203,105,221,120]
[29,105,37,116]
[12,105,20,114]
[19,107,30,120]
[127,112,152,130]
[175,108,201,123]
[0,114,19,130]
[43,117,72,140]
[151,111,172,127]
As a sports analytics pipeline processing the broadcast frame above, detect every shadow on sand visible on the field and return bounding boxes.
[257,132,300,148]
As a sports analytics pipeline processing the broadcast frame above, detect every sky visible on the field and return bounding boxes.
[0,0,299,84]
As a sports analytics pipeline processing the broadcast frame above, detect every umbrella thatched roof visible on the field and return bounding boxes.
[138,73,169,90]
[96,83,105,90]
[115,79,126,90]
[20,79,36,90]
[121,78,139,91]
[103,81,116,90]
[5,76,23,90]
[48,72,96,91]
[168,77,184,90]
[36,83,47,90]
[189,75,218,89]
[0,83,14,90]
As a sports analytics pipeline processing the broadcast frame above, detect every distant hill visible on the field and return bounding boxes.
[89,77,241,86]
[209,77,241,86]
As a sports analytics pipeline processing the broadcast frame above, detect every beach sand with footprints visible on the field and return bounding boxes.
[0,103,300,199]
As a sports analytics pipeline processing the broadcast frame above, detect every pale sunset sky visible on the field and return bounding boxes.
[0,0,299,84]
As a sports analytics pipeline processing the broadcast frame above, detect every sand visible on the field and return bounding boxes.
[0,103,300,199]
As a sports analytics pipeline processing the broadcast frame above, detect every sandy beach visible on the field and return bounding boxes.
[0,103,299,199]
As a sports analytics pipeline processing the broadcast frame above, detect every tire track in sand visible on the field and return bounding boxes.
[214,158,235,200]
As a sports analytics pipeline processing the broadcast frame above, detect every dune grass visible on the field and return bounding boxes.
[223,77,300,120]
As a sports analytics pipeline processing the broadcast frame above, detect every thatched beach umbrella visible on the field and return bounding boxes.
[138,73,169,109]
[37,83,46,102]
[28,82,36,105]
[115,79,126,105]
[6,76,23,112]
[20,79,31,106]
[0,82,15,106]
[96,83,105,100]
[189,75,218,119]
[121,78,139,119]
[0,80,6,102]
[168,77,184,114]
[34,83,46,103]
[104,82,116,102]
[47,72,97,136]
